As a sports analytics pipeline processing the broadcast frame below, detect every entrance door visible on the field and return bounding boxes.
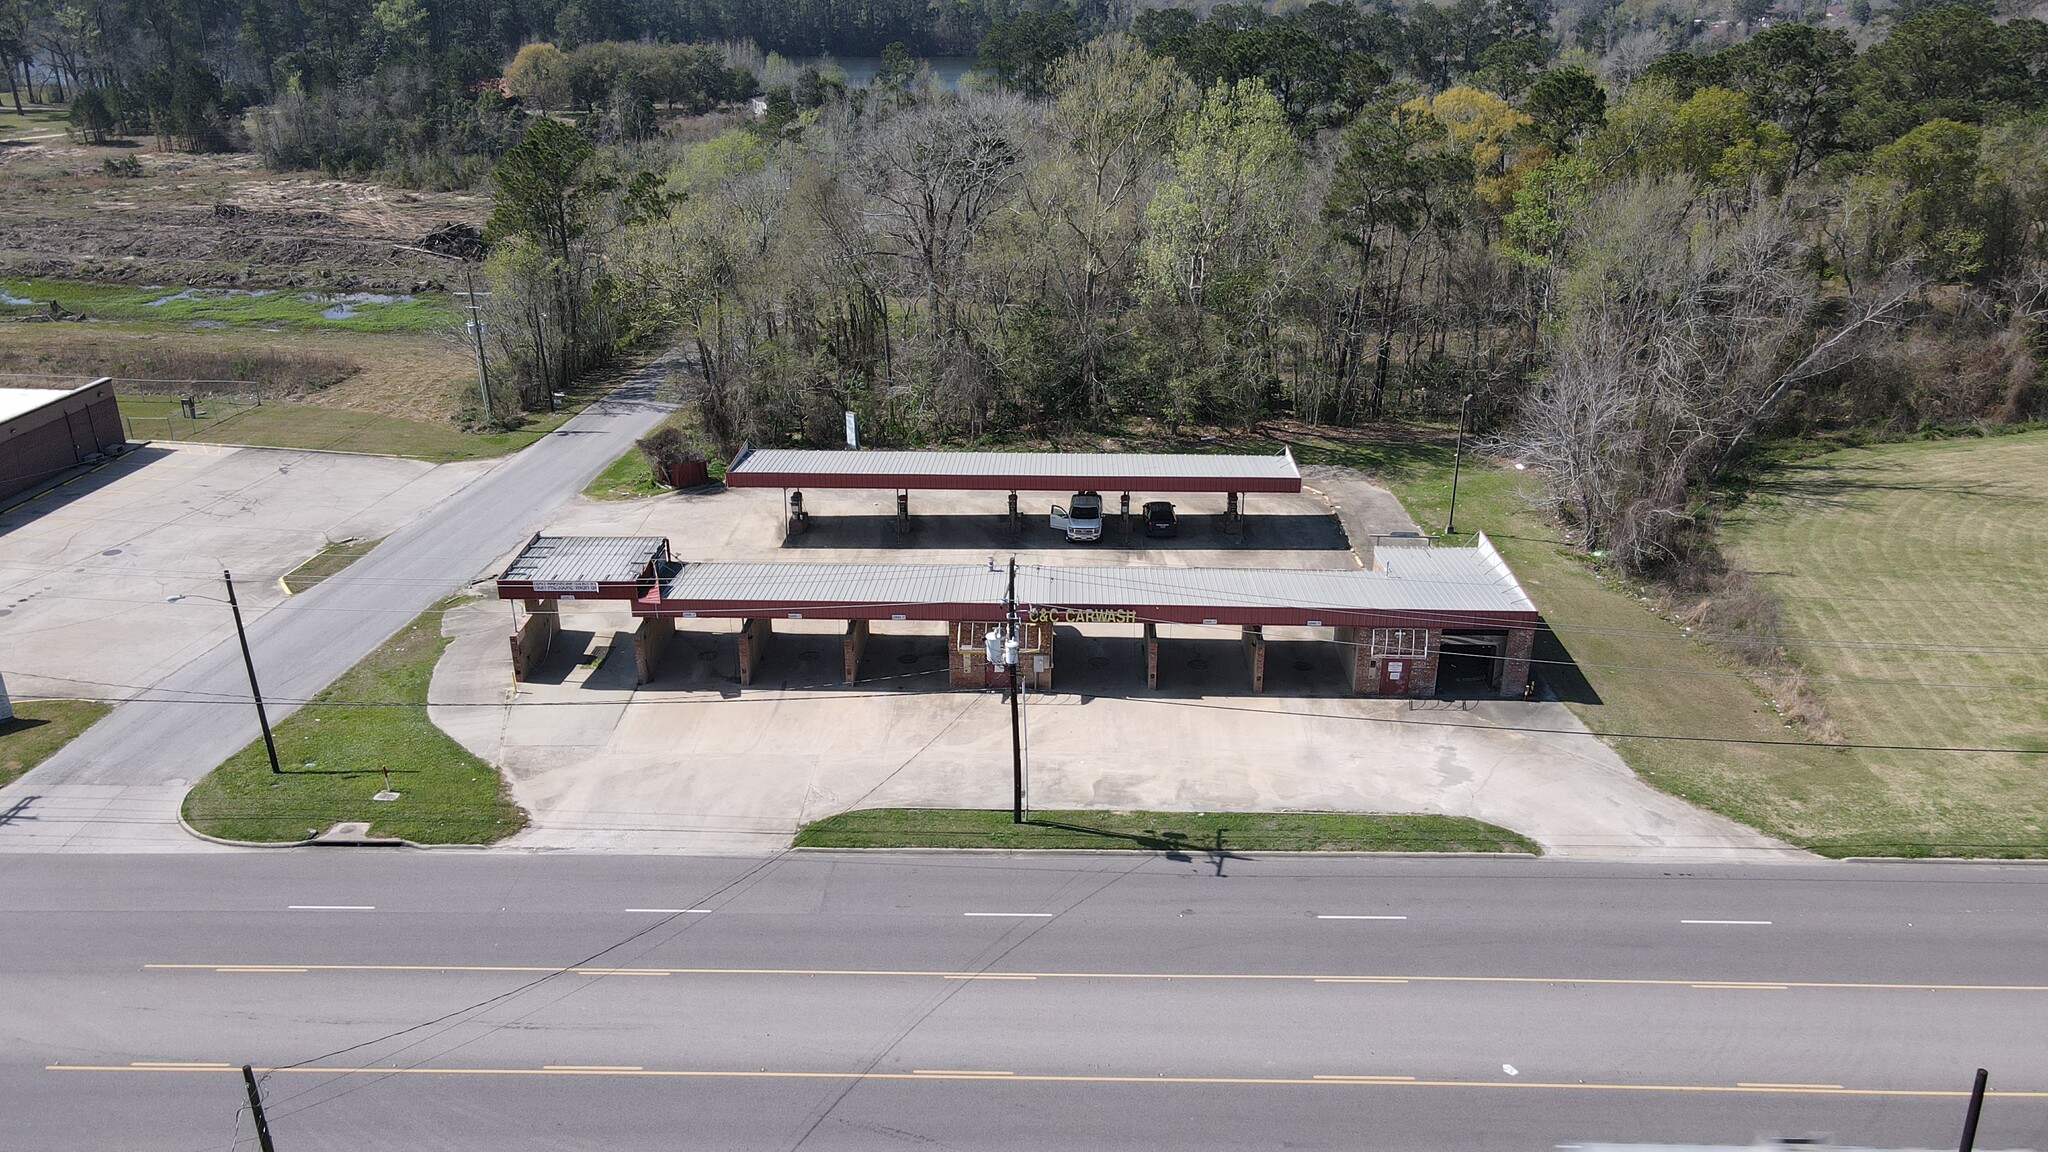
[1379,658,1406,695]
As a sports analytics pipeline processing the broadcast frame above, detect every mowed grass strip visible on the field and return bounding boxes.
[115,394,565,462]
[282,537,380,594]
[182,599,527,844]
[1719,432,2048,856]
[796,808,1539,853]
[0,700,112,787]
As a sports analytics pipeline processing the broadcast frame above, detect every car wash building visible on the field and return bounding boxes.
[496,533,1540,699]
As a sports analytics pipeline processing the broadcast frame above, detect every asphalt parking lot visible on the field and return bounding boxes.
[431,475,1799,860]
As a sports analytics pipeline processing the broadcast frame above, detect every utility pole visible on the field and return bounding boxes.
[1007,558,1024,824]
[223,570,281,775]
[241,1065,277,1152]
[1446,392,1475,537]
[457,264,492,423]
[1959,1068,1989,1152]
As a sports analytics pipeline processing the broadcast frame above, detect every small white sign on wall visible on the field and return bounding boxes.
[845,411,859,448]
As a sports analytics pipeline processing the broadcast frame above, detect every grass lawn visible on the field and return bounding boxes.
[115,393,588,462]
[796,808,1539,852]
[583,447,669,501]
[1248,425,2046,858]
[1,700,112,787]
[283,537,380,594]
[182,598,527,844]
[1716,432,2048,856]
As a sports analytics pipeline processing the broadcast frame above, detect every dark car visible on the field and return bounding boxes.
[1142,500,1177,537]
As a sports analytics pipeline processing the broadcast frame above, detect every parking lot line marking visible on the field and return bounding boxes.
[545,1065,644,1072]
[287,905,374,911]
[1738,1082,1844,1090]
[214,967,307,973]
[140,963,2048,993]
[572,969,669,976]
[50,1065,2046,1099]
[963,912,1052,918]
[1680,920,1772,925]
[130,1062,233,1069]
[1314,1074,1415,1081]
[944,974,1037,980]
[623,909,711,914]
[1317,915,1407,920]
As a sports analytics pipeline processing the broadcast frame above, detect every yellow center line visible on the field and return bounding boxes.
[912,1069,1015,1077]
[140,963,2048,994]
[543,1065,645,1072]
[129,1062,233,1069]
[1314,1074,1417,1081]
[1738,1082,1846,1090]
[43,1064,2048,1098]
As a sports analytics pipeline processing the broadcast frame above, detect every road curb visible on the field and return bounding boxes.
[177,810,437,850]
[1837,856,2048,864]
[788,847,1542,858]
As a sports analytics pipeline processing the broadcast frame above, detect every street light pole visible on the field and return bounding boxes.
[1006,558,1025,824]
[223,570,281,775]
[1446,392,1475,537]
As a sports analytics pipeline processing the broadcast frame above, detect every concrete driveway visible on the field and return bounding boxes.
[431,478,1801,862]
[0,441,490,701]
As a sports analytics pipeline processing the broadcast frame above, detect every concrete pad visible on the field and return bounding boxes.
[430,581,1802,862]
[0,441,494,701]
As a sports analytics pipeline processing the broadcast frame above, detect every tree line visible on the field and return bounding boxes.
[470,2,2045,574]
[6,0,2046,573]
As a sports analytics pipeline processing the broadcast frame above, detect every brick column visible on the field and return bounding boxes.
[738,618,772,686]
[633,615,673,685]
[1409,629,1442,697]
[1240,625,1265,693]
[949,621,992,688]
[1144,622,1159,690]
[1025,620,1054,691]
[843,619,870,684]
[1335,626,1364,693]
[1501,627,1535,698]
[510,600,559,683]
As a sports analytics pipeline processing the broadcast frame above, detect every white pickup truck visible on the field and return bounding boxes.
[1049,491,1104,542]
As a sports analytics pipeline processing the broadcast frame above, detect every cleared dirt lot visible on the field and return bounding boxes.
[0,443,492,702]
[432,480,1800,860]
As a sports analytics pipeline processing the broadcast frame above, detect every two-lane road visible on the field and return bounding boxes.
[3,853,2044,1150]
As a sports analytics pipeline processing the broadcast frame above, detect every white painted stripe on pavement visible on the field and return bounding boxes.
[624,909,712,914]
[287,905,374,910]
[963,912,1052,918]
[1681,920,1773,925]
[1317,915,1407,920]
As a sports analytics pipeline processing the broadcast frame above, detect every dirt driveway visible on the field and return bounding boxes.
[430,481,1800,861]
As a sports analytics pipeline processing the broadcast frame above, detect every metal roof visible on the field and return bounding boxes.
[499,535,669,586]
[649,534,1533,624]
[0,387,81,424]
[724,446,1302,493]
